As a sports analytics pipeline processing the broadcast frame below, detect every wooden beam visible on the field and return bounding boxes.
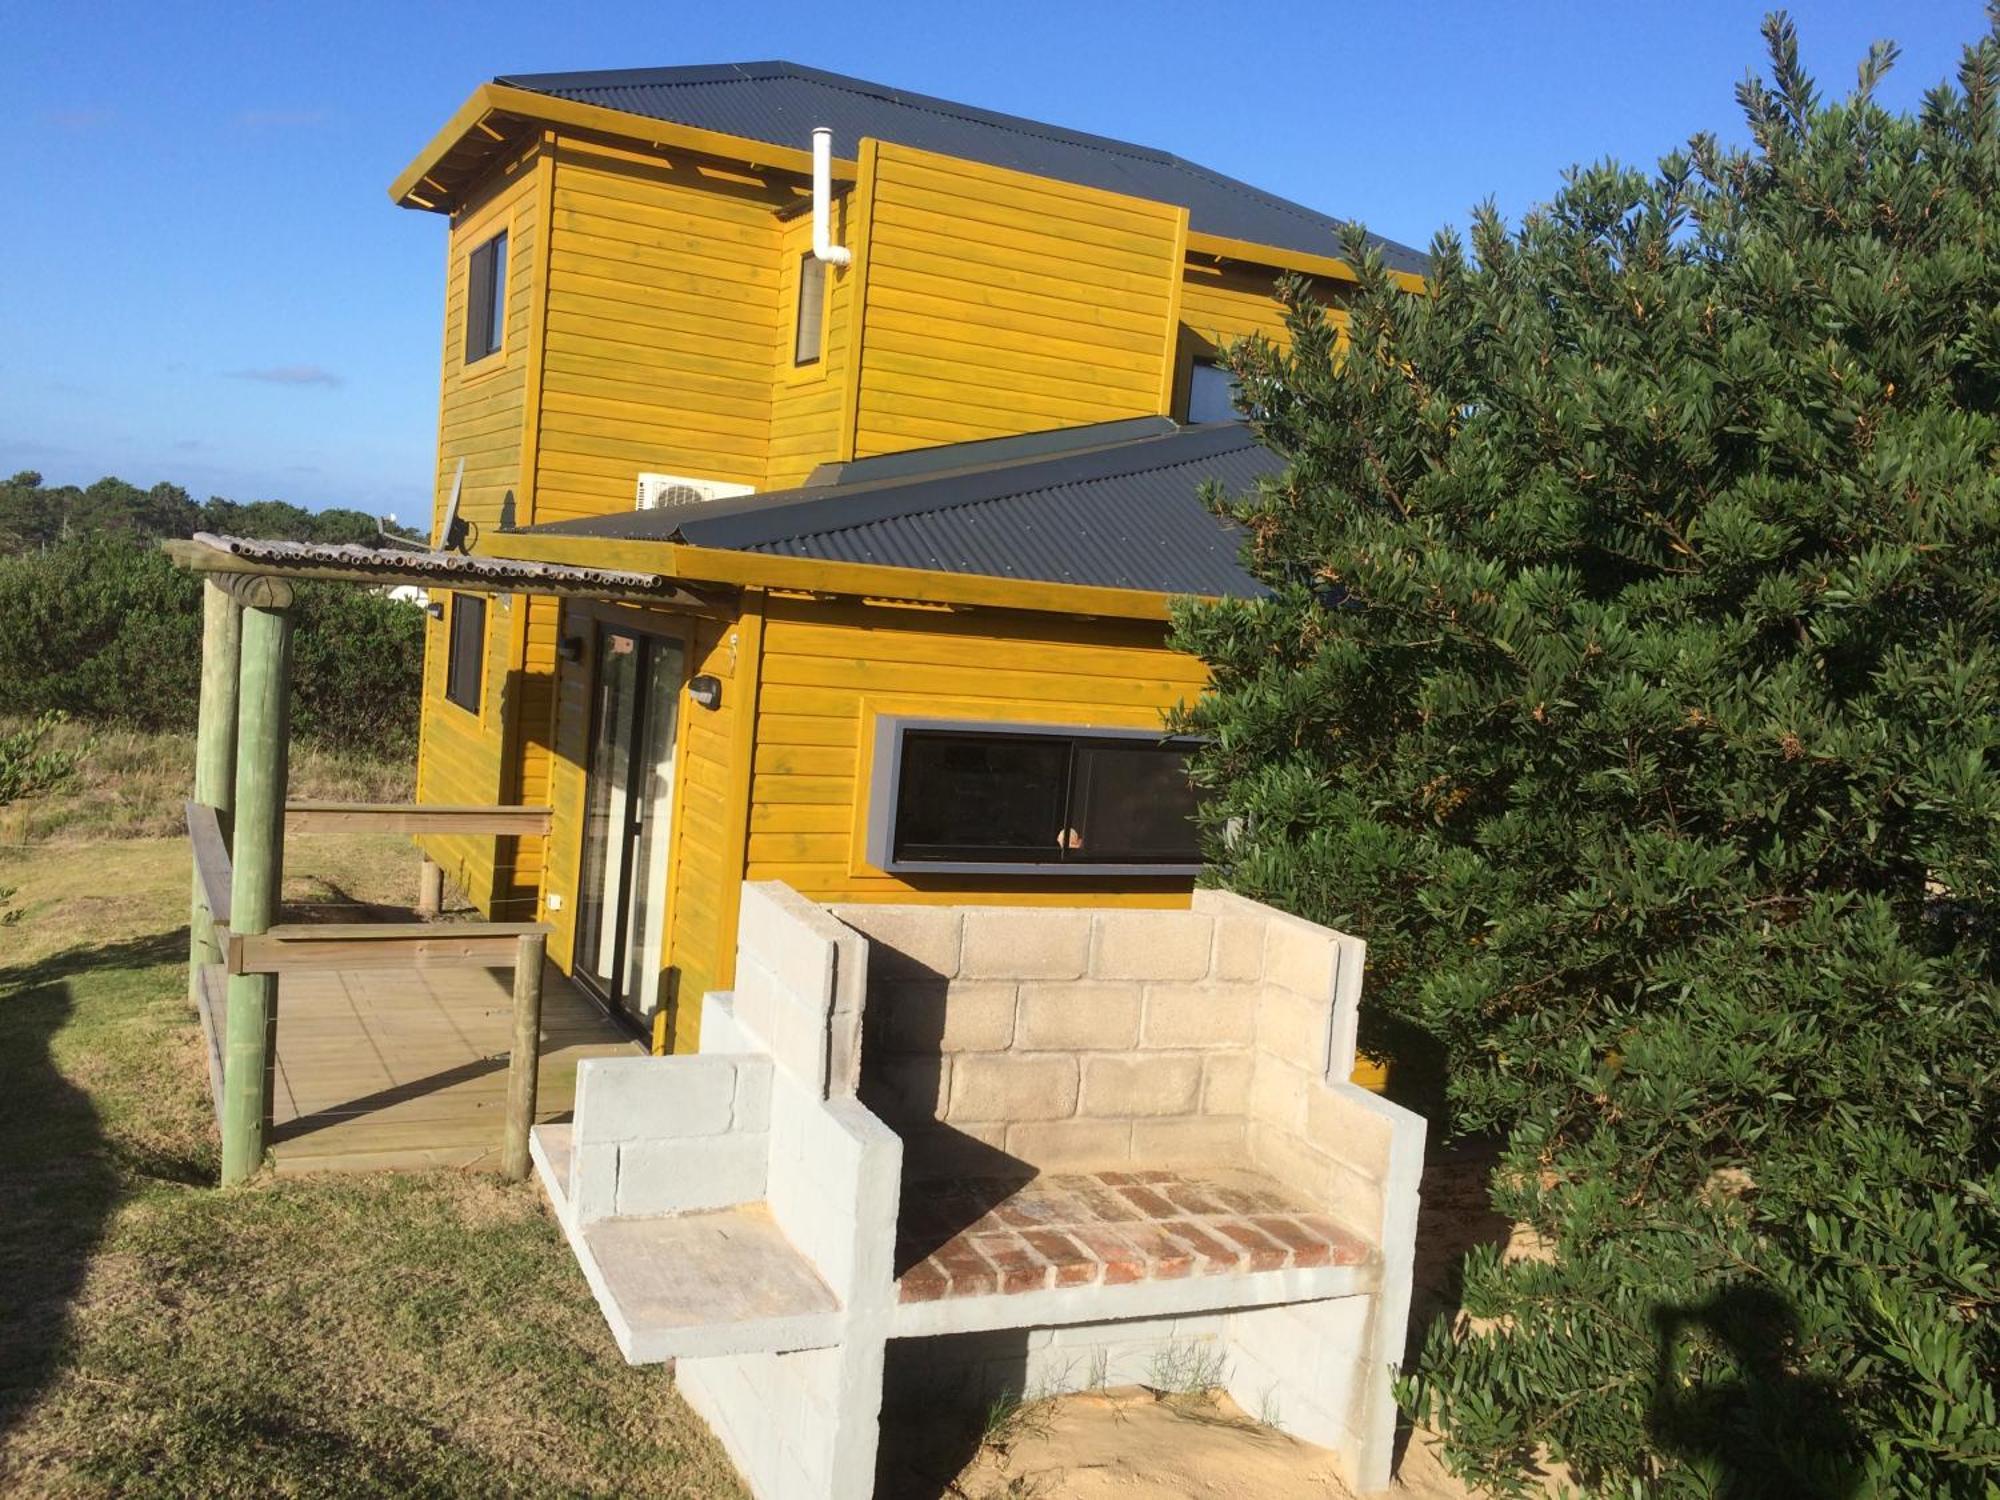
[188,581,241,1007]
[220,601,293,1187]
[284,801,553,836]
[501,931,549,1180]
[186,801,233,926]
[210,570,296,609]
[226,921,554,974]
[193,962,228,1127]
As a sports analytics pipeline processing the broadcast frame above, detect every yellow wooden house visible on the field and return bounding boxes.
[390,62,1426,1052]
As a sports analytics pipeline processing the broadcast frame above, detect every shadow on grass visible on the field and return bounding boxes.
[0,928,218,1446]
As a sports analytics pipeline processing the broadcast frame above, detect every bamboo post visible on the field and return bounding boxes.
[220,590,294,1186]
[501,930,548,1181]
[189,580,242,1007]
[416,854,445,918]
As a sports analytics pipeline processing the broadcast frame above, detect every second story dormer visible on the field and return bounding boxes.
[391,60,1427,541]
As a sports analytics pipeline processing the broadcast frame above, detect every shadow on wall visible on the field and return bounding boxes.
[1649,1283,1864,1499]
[875,1330,1032,1500]
[0,930,191,1445]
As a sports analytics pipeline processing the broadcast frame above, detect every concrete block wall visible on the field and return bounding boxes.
[568,1053,772,1221]
[679,1339,884,1500]
[832,902,1268,1177]
[735,881,870,1098]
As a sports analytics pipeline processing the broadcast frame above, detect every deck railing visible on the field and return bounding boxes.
[187,798,551,1181]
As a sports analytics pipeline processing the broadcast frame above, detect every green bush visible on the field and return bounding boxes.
[1173,13,1998,1497]
[0,535,423,758]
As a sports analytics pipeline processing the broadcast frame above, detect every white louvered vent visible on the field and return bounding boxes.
[635,472,756,511]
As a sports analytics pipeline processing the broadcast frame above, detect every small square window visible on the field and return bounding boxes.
[465,231,507,364]
[444,593,486,712]
[794,253,827,366]
[1187,359,1241,423]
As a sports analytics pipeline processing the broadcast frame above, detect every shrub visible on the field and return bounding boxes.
[1173,13,1999,1496]
[0,535,424,759]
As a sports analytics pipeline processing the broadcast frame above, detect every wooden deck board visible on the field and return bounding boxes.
[251,960,640,1172]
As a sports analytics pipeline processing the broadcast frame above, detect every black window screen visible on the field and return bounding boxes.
[465,231,507,363]
[890,728,1200,868]
[444,592,485,712]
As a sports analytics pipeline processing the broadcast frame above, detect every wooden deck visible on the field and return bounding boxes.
[209,960,642,1174]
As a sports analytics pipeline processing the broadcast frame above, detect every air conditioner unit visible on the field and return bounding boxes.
[635,472,755,511]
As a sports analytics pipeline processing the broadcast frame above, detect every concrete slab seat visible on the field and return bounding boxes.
[533,883,1426,1500]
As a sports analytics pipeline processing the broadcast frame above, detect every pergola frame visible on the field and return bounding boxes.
[170,534,708,1185]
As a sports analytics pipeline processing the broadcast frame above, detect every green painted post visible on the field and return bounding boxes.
[189,579,242,1007]
[220,593,294,1186]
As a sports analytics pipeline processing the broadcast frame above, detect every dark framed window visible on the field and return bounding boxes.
[1187,359,1241,423]
[444,592,486,713]
[870,720,1203,874]
[465,231,507,363]
[794,252,827,366]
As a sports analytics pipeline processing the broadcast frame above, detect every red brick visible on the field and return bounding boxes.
[1094,1170,1139,1186]
[933,1237,998,1297]
[1070,1184,1142,1223]
[1023,1229,1098,1286]
[973,1232,1053,1294]
[1292,1213,1374,1266]
[1253,1215,1332,1268]
[1070,1224,1147,1284]
[1161,1220,1244,1274]
[1162,1181,1229,1216]
[1213,1184,1285,1214]
[898,1260,949,1302]
[1212,1219,1289,1272]
[1120,1223,1193,1279]
[1117,1185,1178,1218]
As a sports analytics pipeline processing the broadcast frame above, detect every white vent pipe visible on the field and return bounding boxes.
[811,127,851,267]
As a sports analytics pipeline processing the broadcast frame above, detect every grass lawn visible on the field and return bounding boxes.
[0,827,743,1497]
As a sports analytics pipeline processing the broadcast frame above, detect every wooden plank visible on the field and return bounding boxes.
[284,801,553,836]
[186,800,233,925]
[233,921,553,975]
[193,962,228,1126]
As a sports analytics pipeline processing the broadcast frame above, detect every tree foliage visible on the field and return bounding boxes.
[0,474,424,757]
[1173,12,1999,1495]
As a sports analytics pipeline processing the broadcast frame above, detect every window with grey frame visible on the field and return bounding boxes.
[443,592,485,713]
[465,230,507,363]
[868,720,1204,875]
[793,252,827,365]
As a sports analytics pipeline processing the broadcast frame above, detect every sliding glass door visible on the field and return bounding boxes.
[573,627,685,1024]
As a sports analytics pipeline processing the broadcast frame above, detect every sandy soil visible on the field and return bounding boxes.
[946,1388,1477,1500]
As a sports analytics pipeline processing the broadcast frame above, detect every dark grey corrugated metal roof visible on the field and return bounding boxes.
[497,61,1427,276]
[527,420,1277,598]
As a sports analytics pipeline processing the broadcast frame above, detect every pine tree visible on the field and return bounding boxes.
[1173,12,2000,1495]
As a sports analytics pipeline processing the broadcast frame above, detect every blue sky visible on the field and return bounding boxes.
[1,1,1987,524]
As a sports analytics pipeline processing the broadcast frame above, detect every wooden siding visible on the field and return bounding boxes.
[846,142,1187,458]
[415,152,543,911]
[767,204,857,488]
[743,593,1209,907]
[1175,258,1349,416]
[532,137,789,520]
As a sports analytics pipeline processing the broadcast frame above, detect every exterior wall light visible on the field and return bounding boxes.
[688,674,723,710]
[557,636,585,664]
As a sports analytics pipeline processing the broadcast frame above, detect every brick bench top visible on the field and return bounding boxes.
[895,1168,1373,1304]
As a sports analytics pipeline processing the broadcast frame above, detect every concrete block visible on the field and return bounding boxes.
[1211,916,1265,982]
[833,903,963,978]
[1080,1053,1202,1118]
[1305,1079,1394,1170]
[615,1133,769,1216]
[1016,982,1141,1051]
[1088,910,1214,981]
[960,907,1089,980]
[699,992,756,1055]
[1004,1117,1134,1171]
[1256,985,1331,1075]
[1141,982,1256,1047]
[1130,1115,1247,1170]
[736,881,839,1011]
[873,979,1017,1053]
[1201,1051,1254,1114]
[1247,1119,1335,1205]
[1264,914,1337,1003]
[861,1052,951,1125]
[1248,1054,1309,1133]
[576,1055,735,1143]
[947,1053,1079,1122]
[733,1057,773,1133]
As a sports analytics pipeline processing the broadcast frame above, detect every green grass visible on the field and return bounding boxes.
[0,833,743,1498]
